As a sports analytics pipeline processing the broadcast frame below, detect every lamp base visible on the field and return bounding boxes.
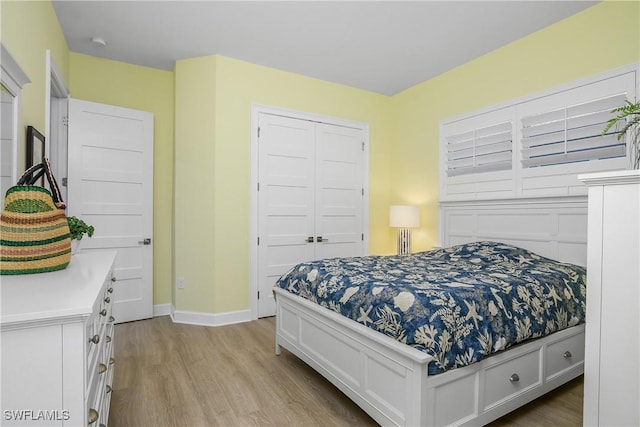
[397,228,411,255]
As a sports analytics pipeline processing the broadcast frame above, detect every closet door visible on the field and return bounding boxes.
[257,113,366,317]
[315,123,364,260]
[257,114,316,318]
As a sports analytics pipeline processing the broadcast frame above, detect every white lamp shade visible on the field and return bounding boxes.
[389,205,420,228]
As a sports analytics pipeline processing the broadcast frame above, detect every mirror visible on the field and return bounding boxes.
[26,126,45,185]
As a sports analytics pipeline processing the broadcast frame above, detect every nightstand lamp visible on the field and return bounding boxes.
[389,205,420,255]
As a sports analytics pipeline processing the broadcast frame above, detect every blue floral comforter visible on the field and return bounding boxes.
[274,241,586,375]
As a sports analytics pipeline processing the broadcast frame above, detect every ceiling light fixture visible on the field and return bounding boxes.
[91,37,107,47]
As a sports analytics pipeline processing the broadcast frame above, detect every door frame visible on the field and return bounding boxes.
[45,50,70,201]
[1,44,31,186]
[249,103,370,319]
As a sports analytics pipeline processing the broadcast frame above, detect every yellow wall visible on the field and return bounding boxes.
[68,53,175,306]
[174,55,393,313]
[391,0,640,252]
[0,0,69,170]
[2,0,638,318]
[1,1,175,307]
[174,56,218,313]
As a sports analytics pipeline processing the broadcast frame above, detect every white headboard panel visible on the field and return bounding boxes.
[439,197,588,267]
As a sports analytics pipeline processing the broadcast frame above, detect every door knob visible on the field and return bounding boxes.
[138,238,151,245]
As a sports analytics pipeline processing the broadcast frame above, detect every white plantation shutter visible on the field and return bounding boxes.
[521,94,627,168]
[440,66,637,202]
[446,121,513,176]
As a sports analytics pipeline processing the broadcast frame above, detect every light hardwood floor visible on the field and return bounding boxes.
[109,316,583,426]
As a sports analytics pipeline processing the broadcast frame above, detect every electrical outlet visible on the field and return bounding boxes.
[177,277,185,289]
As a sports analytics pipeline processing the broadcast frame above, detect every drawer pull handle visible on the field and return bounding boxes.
[509,373,520,382]
[106,385,112,394]
[89,335,100,345]
[109,357,115,365]
[108,287,114,293]
[106,335,112,343]
[563,351,572,358]
[100,309,107,317]
[109,316,115,323]
[88,408,99,424]
[99,363,107,374]
[111,277,116,282]
[104,297,111,304]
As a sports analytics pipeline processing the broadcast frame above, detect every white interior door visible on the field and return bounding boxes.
[257,114,316,317]
[0,89,15,197]
[315,123,364,260]
[256,112,366,317]
[67,99,153,323]
[48,97,69,203]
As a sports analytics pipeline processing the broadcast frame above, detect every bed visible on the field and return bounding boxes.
[273,199,588,426]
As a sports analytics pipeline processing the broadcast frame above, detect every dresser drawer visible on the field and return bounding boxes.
[98,365,115,427]
[484,349,541,409]
[545,331,584,380]
[86,298,102,368]
[86,269,117,426]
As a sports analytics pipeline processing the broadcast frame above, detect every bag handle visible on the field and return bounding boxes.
[17,163,45,185]
[16,158,66,210]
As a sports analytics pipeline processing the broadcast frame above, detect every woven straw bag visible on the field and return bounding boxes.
[0,159,71,275]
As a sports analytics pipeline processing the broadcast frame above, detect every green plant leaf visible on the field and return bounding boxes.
[67,216,95,241]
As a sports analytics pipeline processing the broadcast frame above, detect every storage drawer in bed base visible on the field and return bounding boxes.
[274,288,585,427]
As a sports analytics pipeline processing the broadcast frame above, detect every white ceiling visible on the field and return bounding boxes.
[52,1,599,96]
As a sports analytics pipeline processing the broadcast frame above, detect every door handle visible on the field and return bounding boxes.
[138,238,151,245]
[306,236,314,243]
[317,236,328,243]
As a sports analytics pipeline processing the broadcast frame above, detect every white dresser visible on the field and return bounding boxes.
[580,170,640,427]
[1,251,117,427]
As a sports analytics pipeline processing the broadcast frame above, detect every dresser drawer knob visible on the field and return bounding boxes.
[109,357,115,365]
[107,287,114,293]
[99,363,107,374]
[563,351,572,358]
[100,309,107,317]
[509,373,520,382]
[109,316,115,323]
[89,334,100,345]
[88,408,99,424]
[106,385,112,394]
[104,297,111,304]
[106,335,112,343]
[111,276,116,282]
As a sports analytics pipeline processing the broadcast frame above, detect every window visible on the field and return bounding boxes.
[446,121,512,176]
[521,94,627,168]
[440,64,638,201]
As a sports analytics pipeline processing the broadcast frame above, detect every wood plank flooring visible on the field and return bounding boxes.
[109,316,583,426]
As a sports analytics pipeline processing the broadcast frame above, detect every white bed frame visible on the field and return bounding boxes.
[274,198,588,426]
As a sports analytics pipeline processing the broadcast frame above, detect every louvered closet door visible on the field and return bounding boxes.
[257,114,366,317]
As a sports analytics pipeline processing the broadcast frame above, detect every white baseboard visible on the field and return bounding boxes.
[153,303,172,317]
[153,303,252,327]
[169,306,252,327]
